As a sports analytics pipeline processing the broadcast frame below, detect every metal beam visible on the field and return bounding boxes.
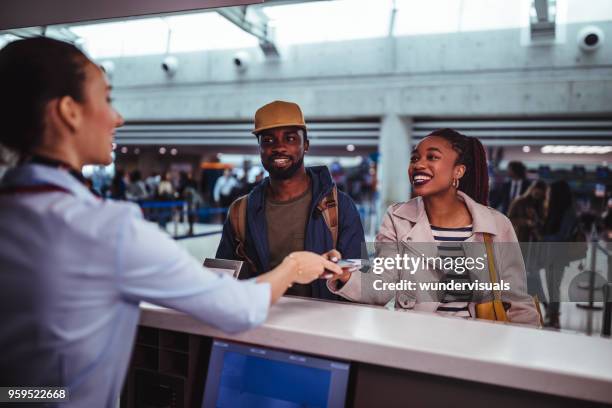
[0,0,262,30]
[217,5,279,57]
[261,0,329,6]
[530,0,555,41]
[533,0,550,22]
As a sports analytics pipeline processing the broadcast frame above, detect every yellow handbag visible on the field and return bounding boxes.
[476,233,544,326]
[475,233,509,321]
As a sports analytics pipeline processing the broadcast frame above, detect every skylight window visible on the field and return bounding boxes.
[262,0,391,44]
[70,12,257,59]
[393,0,531,36]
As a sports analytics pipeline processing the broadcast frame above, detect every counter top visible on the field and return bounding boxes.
[140,297,612,404]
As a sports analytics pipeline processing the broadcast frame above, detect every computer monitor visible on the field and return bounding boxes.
[202,340,351,408]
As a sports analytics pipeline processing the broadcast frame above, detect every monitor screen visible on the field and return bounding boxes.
[202,340,351,408]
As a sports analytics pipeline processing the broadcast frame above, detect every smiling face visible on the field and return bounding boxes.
[258,126,308,180]
[409,136,465,198]
[75,62,124,166]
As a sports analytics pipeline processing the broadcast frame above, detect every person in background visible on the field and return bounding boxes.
[508,180,547,242]
[542,180,579,328]
[178,171,203,235]
[177,171,197,196]
[0,38,343,406]
[109,168,126,200]
[126,169,148,201]
[157,171,174,199]
[508,180,547,303]
[214,168,239,218]
[216,100,365,300]
[328,128,540,326]
[603,197,612,241]
[495,161,529,215]
[145,172,161,197]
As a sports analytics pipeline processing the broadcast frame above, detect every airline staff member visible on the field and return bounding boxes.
[0,37,342,407]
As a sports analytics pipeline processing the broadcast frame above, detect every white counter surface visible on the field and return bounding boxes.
[140,297,612,404]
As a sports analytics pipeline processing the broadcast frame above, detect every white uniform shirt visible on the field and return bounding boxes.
[213,175,238,203]
[0,164,270,407]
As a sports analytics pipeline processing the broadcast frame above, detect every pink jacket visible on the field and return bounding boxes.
[329,191,541,326]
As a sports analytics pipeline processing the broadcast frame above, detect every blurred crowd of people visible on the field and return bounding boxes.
[491,160,611,329]
[85,156,379,228]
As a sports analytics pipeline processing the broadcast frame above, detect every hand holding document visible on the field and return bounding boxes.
[321,250,360,281]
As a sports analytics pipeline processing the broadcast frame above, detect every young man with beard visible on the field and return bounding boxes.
[216,101,365,299]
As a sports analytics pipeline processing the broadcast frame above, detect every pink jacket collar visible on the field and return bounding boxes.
[391,190,498,237]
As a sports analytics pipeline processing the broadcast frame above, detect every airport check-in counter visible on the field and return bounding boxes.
[122,298,612,408]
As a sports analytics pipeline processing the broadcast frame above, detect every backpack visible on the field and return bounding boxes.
[228,186,339,275]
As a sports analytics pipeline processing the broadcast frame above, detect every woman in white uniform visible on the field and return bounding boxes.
[0,37,342,406]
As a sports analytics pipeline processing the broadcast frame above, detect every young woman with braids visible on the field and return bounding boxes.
[328,128,540,325]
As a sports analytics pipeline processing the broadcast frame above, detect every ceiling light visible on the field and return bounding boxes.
[540,145,612,154]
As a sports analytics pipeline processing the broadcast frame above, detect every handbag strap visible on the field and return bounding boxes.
[483,233,501,302]
[483,233,543,325]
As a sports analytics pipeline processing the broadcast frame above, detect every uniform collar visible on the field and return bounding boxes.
[392,190,498,236]
[1,163,98,204]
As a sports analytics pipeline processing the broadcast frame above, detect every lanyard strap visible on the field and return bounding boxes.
[0,184,71,195]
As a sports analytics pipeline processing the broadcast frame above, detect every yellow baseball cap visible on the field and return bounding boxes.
[252,100,306,135]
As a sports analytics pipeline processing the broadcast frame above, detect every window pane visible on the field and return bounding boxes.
[262,0,391,44]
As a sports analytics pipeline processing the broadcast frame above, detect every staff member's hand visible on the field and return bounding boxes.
[257,251,343,304]
[287,251,343,284]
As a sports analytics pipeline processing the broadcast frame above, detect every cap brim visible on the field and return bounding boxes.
[252,123,306,135]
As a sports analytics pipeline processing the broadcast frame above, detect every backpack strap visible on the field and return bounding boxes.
[316,185,339,249]
[228,195,258,275]
[229,195,247,243]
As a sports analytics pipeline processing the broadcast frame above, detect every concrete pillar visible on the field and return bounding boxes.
[378,114,412,215]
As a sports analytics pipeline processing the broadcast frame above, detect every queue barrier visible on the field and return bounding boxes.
[135,199,377,242]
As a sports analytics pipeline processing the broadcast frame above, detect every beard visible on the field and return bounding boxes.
[263,155,304,180]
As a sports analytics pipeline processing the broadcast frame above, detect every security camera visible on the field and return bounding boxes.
[577,26,604,52]
[99,61,115,78]
[161,56,178,76]
[233,51,251,73]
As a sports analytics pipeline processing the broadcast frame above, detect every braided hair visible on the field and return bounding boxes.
[428,128,489,206]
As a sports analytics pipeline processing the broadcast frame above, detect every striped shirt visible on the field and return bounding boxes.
[431,225,473,317]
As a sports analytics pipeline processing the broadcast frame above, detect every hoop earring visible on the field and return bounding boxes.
[452,178,459,189]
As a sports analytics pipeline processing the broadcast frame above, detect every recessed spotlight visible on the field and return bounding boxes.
[159,147,167,154]
[120,146,128,154]
[522,146,531,153]
[134,148,141,154]
[112,143,117,151]
[346,144,355,152]
[170,148,178,156]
